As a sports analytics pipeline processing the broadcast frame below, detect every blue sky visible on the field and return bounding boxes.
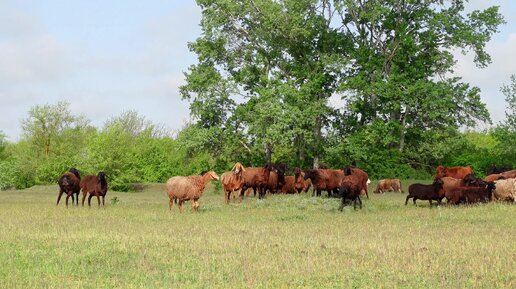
[1,0,515,141]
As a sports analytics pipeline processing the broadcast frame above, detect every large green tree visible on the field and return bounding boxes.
[181,0,349,167]
[182,0,503,169]
[338,0,504,153]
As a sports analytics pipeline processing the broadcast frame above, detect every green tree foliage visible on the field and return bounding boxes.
[181,0,350,167]
[338,0,503,153]
[21,101,89,158]
[501,74,516,129]
[490,75,516,167]
[182,0,504,175]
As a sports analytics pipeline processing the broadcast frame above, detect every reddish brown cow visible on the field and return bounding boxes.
[220,162,246,203]
[434,165,474,180]
[344,167,369,198]
[501,170,516,179]
[484,174,505,182]
[280,176,297,194]
[293,168,311,193]
[239,163,274,200]
[447,182,496,205]
[338,175,363,210]
[303,169,344,197]
[374,179,403,194]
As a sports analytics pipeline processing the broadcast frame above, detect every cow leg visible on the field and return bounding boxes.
[358,195,362,209]
[56,191,64,206]
[405,196,411,206]
[82,192,87,207]
[225,190,230,204]
[239,185,247,202]
[88,194,93,207]
[413,198,417,205]
[65,193,71,207]
[169,197,174,210]
[429,200,432,207]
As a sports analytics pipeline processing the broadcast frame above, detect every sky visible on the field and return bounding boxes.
[1,0,515,141]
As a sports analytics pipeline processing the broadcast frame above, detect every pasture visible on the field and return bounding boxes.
[0,181,514,288]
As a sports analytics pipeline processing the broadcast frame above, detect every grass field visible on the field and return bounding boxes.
[0,181,514,288]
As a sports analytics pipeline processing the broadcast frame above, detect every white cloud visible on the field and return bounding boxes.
[453,32,516,125]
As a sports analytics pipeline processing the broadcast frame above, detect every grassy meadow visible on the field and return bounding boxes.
[0,181,514,288]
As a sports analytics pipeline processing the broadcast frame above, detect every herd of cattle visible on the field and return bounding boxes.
[56,163,516,211]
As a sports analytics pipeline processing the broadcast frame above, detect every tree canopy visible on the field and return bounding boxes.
[181,0,504,171]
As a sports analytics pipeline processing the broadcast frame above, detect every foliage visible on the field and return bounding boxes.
[501,74,516,128]
[20,101,89,157]
[181,0,504,172]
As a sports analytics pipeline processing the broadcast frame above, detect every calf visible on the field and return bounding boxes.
[374,179,403,194]
[338,175,363,210]
[405,179,444,206]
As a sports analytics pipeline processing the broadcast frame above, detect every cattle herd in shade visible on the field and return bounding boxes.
[56,163,516,212]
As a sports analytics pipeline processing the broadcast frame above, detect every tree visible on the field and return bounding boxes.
[104,110,170,138]
[337,0,504,153]
[181,0,349,167]
[21,101,88,157]
[501,74,516,129]
[182,0,503,169]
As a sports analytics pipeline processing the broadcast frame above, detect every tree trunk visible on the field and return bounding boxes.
[264,142,272,163]
[399,112,406,153]
[313,115,322,168]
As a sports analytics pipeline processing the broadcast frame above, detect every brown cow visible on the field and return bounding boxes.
[501,170,516,179]
[434,165,474,180]
[374,179,403,194]
[447,182,496,205]
[485,173,505,182]
[344,167,369,198]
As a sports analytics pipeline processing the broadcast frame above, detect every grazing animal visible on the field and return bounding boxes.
[293,168,311,193]
[344,166,370,198]
[57,168,81,207]
[262,163,287,194]
[484,173,505,182]
[374,179,403,194]
[434,165,474,180]
[303,169,344,197]
[492,178,516,202]
[440,177,466,203]
[501,170,516,179]
[280,176,297,194]
[166,171,219,212]
[220,162,246,203]
[448,182,496,204]
[239,163,274,200]
[80,172,108,207]
[338,175,363,210]
[405,179,444,206]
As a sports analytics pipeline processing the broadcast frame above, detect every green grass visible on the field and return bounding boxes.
[0,181,514,288]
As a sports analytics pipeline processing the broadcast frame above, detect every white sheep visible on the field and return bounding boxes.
[493,178,516,202]
[166,171,219,212]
